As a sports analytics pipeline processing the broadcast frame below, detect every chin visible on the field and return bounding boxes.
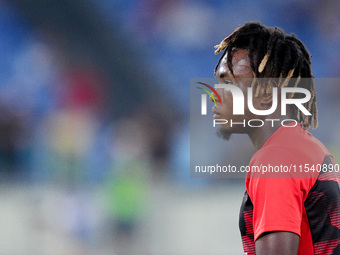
[216,127,232,141]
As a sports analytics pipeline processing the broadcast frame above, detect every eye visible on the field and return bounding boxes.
[223,79,233,85]
[223,79,238,87]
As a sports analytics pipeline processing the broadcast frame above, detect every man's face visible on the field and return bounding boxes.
[212,49,260,140]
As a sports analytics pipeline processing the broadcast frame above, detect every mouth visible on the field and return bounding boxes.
[212,107,221,119]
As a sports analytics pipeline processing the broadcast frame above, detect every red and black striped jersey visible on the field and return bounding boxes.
[239,124,340,254]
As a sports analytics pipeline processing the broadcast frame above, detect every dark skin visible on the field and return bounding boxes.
[212,49,300,254]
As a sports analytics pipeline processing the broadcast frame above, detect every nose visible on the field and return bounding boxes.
[210,88,223,105]
[210,94,221,105]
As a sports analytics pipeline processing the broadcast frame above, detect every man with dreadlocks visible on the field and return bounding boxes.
[212,22,340,254]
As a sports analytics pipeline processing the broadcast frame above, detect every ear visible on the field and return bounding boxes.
[258,79,278,109]
[261,92,273,105]
[260,87,273,109]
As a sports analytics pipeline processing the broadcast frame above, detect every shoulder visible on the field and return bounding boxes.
[251,146,299,165]
[247,146,318,191]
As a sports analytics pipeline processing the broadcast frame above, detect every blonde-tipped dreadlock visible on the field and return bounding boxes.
[214,21,318,130]
[214,27,241,55]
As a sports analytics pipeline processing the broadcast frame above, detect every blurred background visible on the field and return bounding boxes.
[0,0,339,254]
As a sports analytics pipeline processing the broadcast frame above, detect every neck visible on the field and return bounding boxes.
[247,115,295,150]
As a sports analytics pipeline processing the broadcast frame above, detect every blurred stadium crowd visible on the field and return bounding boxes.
[0,0,340,254]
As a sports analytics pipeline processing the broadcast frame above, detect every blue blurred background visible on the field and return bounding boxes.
[0,0,339,254]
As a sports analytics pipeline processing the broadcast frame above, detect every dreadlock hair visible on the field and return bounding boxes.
[214,21,317,130]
